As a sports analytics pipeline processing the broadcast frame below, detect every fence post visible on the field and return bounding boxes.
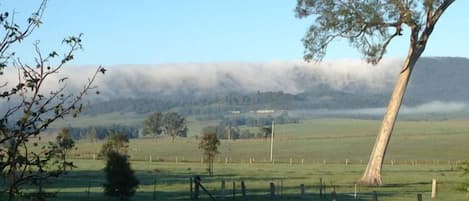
[346,159,349,167]
[280,179,284,199]
[232,181,236,200]
[190,177,193,200]
[221,180,226,200]
[373,191,378,201]
[431,179,437,199]
[153,179,157,200]
[300,184,305,201]
[417,193,422,201]
[290,158,293,166]
[269,182,275,200]
[87,183,90,201]
[331,187,336,201]
[301,159,304,165]
[241,181,247,201]
[194,176,200,200]
[354,183,357,200]
[319,178,323,198]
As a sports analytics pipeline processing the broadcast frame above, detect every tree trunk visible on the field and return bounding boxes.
[359,48,422,186]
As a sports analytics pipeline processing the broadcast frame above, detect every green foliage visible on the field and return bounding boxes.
[103,151,139,201]
[295,0,455,63]
[142,112,164,136]
[51,127,76,172]
[198,131,220,176]
[0,1,105,200]
[99,133,129,159]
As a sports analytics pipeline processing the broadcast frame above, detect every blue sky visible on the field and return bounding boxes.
[2,0,468,65]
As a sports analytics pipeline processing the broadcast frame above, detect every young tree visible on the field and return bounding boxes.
[198,131,220,176]
[103,151,139,201]
[0,1,105,199]
[53,127,76,173]
[295,0,456,185]
[99,133,129,158]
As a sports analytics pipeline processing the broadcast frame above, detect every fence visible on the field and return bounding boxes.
[188,176,442,201]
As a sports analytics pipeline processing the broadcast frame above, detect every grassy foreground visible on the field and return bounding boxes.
[29,118,469,200]
[46,160,468,201]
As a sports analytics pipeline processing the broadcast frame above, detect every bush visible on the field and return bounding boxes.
[103,151,139,200]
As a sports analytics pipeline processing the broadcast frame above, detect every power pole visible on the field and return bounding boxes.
[270,120,275,162]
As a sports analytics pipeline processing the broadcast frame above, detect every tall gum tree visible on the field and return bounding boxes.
[295,0,456,186]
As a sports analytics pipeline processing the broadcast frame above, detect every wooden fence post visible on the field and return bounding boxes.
[417,193,422,201]
[269,182,275,200]
[153,179,157,200]
[87,183,90,201]
[300,184,305,201]
[190,177,193,200]
[232,181,236,200]
[241,181,247,201]
[221,180,226,200]
[290,158,293,166]
[194,176,200,200]
[280,179,284,199]
[354,183,357,200]
[431,179,437,199]
[319,178,323,198]
[331,187,336,201]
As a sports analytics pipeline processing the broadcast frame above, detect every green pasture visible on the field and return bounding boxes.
[41,160,469,201]
[24,118,469,200]
[71,118,469,163]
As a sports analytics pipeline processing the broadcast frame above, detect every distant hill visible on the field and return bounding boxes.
[83,57,469,116]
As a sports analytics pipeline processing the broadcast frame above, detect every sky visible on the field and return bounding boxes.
[1,0,468,66]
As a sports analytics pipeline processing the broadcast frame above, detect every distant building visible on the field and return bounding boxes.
[229,111,241,114]
[256,110,275,114]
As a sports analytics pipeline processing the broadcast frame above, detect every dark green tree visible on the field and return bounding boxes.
[198,131,220,176]
[141,112,187,142]
[99,133,129,159]
[163,112,187,142]
[103,151,139,201]
[295,0,456,185]
[141,112,164,138]
[0,1,105,200]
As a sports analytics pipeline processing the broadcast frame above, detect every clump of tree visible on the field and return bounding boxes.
[103,151,139,201]
[295,0,456,186]
[142,112,188,142]
[201,123,257,140]
[220,112,299,127]
[68,125,139,141]
[99,133,129,158]
[198,130,220,176]
[0,1,105,200]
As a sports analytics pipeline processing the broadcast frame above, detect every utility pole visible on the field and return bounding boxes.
[270,120,275,162]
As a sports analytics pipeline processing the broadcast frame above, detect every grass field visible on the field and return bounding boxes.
[17,118,469,200]
[41,160,469,201]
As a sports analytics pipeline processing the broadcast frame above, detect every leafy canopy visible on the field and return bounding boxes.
[295,0,455,64]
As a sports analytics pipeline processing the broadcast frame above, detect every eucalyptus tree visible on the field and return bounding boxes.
[295,0,456,185]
